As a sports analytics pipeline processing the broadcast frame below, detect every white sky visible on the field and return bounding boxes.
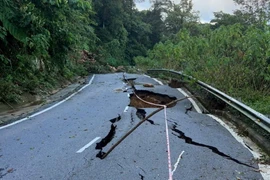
[136,0,239,22]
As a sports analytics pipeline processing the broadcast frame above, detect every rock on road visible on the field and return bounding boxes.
[0,73,265,180]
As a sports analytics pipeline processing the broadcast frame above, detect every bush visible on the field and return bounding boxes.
[135,24,270,114]
[134,56,157,71]
[0,77,22,103]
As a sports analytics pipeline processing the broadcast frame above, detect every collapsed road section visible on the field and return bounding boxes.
[94,74,184,160]
[91,73,265,180]
[95,87,179,159]
[129,90,177,108]
[1,73,266,180]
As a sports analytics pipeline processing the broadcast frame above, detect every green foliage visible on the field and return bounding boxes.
[0,0,269,115]
[165,0,199,34]
[0,0,27,42]
[134,56,156,71]
[0,26,7,41]
[0,0,98,104]
[140,1,166,46]
[211,11,251,29]
[233,0,270,27]
[0,77,22,103]
[43,0,68,6]
[136,23,270,114]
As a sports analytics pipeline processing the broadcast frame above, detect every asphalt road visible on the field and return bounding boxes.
[0,73,264,180]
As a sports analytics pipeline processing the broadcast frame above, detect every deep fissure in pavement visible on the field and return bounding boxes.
[96,151,106,159]
[136,109,156,125]
[96,114,121,159]
[95,124,117,150]
[185,104,193,114]
[171,124,255,169]
[129,90,177,108]
[109,114,121,123]
[139,173,145,180]
[136,109,146,120]
[123,77,136,91]
[123,77,136,84]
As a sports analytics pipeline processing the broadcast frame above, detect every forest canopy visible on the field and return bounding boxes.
[0,0,269,114]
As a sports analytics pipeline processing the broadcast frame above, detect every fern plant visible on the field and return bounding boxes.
[0,26,7,41]
[0,0,27,42]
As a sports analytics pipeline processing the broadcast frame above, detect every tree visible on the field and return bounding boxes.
[0,0,96,102]
[164,0,199,34]
[93,0,129,64]
[210,10,251,29]
[140,8,164,46]
[93,0,153,65]
[233,0,270,27]
[124,10,152,64]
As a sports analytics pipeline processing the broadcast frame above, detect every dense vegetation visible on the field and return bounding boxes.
[135,0,270,114]
[0,0,269,114]
[0,0,151,103]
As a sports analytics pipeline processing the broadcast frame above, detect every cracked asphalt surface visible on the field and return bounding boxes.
[0,73,263,179]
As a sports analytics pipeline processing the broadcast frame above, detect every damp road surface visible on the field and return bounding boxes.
[0,73,264,180]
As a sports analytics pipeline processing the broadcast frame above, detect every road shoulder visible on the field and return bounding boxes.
[0,75,93,127]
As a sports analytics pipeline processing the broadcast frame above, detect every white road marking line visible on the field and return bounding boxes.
[152,78,164,85]
[150,75,201,113]
[76,137,100,153]
[77,75,95,93]
[149,74,270,178]
[208,114,270,180]
[0,75,96,130]
[151,76,202,113]
[177,88,202,114]
[124,106,129,112]
[143,74,151,78]
[144,74,162,84]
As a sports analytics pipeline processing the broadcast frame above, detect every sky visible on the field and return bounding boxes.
[136,0,239,23]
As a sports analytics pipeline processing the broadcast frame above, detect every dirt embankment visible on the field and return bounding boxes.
[0,76,87,126]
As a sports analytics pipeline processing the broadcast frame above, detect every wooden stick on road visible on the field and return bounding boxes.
[101,96,191,159]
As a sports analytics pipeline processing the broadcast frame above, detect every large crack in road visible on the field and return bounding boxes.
[1,73,265,180]
[95,76,178,159]
[171,123,256,169]
[93,74,260,179]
